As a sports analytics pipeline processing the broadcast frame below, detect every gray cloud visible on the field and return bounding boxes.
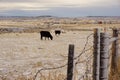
[0,5,120,17]
[0,0,36,2]
[0,0,120,16]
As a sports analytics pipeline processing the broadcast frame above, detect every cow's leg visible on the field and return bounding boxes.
[41,36,43,40]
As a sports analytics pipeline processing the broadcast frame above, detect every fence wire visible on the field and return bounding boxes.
[33,33,94,80]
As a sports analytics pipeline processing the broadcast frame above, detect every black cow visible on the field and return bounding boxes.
[40,31,53,40]
[55,30,61,35]
[98,21,102,24]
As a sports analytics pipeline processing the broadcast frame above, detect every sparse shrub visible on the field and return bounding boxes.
[32,61,43,68]
[109,57,120,80]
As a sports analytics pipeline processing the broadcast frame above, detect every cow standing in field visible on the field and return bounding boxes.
[55,30,61,35]
[98,21,102,24]
[40,31,53,40]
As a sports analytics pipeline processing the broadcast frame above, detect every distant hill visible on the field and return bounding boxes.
[87,16,120,18]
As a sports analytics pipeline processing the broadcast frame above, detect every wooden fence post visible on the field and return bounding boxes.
[100,33,109,80]
[93,28,100,80]
[110,29,119,77]
[67,44,74,80]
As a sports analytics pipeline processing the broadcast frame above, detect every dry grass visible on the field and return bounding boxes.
[0,71,66,80]
[118,58,120,73]
[32,61,43,68]
[0,31,92,80]
[109,58,120,80]
[37,71,66,80]
[0,17,120,80]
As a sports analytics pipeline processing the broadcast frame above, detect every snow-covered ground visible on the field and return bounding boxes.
[0,30,93,79]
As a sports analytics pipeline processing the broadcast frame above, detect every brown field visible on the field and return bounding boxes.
[0,30,93,80]
[0,17,120,80]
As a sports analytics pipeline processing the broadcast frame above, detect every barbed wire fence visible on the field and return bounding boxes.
[33,28,120,80]
[109,28,120,80]
[33,32,94,80]
[93,28,120,80]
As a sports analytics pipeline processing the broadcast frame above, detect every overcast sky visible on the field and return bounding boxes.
[0,0,120,17]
